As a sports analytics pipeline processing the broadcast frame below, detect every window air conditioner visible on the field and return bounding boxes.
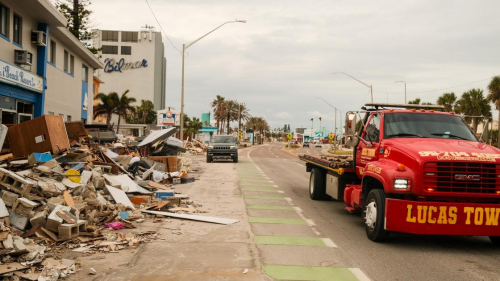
[14,50,33,66]
[31,30,47,46]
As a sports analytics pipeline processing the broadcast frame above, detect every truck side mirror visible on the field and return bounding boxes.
[345,112,357,136]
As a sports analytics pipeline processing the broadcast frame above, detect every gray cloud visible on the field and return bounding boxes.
[90,0,500,131]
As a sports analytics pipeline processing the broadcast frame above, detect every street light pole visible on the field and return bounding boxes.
[310,118,314,140]
[395,81,406,103]
[316,97,337,136]
[319,117,322,138]
[179,20,247,140]
[334,72,373,102]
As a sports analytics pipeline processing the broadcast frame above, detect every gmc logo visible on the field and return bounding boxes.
[455,174,481,181]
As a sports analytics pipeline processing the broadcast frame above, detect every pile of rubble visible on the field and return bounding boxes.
[184,139,207,156]
[0,116,236,279]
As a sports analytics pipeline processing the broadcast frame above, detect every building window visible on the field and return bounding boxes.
[101,30,118,42]
[121,31,138,42]
[0,4,8,38]
[13,14,21,45]
[64,50,69,72]
[48,111,54,115]
[49,40,56,64]
[69,55,74,74]
[59,114,64,118]
[67,115,72,121]
[82,64,88,83]
[102,45,118,54]
[121,46,131,55]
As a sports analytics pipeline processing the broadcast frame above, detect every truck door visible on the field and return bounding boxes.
[356,113,381,177]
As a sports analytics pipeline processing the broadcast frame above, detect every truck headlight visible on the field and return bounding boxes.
[394,179,409,189]
[230,145,236,149]
[208,145,214,149]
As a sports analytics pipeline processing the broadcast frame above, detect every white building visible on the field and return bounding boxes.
[92,26,166,111]
[0,0,102,124]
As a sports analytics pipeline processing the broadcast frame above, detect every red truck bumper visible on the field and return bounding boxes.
[385,199,500,236]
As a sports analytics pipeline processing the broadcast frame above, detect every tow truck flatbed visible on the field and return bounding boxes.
[299,154,355,175]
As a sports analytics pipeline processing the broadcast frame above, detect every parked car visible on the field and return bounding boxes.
[314,141,322,147]
[303,142,310,148]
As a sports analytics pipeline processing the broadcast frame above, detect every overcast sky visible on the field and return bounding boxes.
[89,0,500,131]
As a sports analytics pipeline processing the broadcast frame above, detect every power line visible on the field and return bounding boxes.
[144,0,182,54]
[374,76,495,95]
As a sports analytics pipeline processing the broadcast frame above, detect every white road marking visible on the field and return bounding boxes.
[284,197,293,203]
[296,163,305,167]
[321,238,337,248]
[311,227,321,235]
[306,219,316,226]
[349,268,371,281]
[277,190,285,193]
[273,185,279,188]
[293,207,303,212]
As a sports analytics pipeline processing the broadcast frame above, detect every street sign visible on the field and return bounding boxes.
[329,139,334,143]
[328,134,334,140]
[287,133,292,140]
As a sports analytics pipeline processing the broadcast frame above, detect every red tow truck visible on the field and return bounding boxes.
[300,103,500,243]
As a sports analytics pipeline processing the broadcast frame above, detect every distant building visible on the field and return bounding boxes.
[92,26,166,134]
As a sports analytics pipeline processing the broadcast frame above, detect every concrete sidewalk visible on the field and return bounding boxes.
[68,155,267,281]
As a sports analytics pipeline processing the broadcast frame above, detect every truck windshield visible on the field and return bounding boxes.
[384,113,477,141]
[211,136,235,143]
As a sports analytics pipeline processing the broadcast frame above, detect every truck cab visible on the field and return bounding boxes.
[301,103,500,244]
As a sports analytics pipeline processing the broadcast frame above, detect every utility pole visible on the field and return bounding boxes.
[395,81,407,104]
[310,118,314,140]
[319,117,322,138]
[73,0,79,37]
[238,102,241,133]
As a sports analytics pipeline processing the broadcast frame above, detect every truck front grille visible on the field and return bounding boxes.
[423,162,500,194]
[214,146,230,150]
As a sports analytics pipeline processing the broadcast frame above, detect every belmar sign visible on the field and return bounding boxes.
[0,60,43,93]
[104,58,148,73]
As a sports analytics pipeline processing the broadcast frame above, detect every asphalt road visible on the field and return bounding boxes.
[243,142,500,281]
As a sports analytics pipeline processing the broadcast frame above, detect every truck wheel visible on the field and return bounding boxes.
[309,168,326,200]
[489,236,500,245]
[233,156,238,163]
[206,156,212,163]
[364,189,390,242]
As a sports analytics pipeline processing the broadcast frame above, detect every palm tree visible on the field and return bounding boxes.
[93,92,119,125]
[114,90,137,133]
[455,89,492,134]
[211,95,225,134]
[255,117,270,144]
[188,117,203,139]
[408,98,421,105]
[437,92,457,112]
[138,100,155,124]
[223,100,239,134]
[246,117,259,145]
[487,76,500,148]
[237,102,251,132]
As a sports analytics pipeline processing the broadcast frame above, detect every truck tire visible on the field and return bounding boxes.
[233,156,238,163]
[364,189,390,242]
[489,236,500,246]
[309,168,326,200]
[206,156,212,163]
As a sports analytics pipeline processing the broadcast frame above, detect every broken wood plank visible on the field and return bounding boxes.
[56,210,77,224]
[154,201,170,210]
[0,262,26,274]
[63,191,75,206]
[141,210,239,225]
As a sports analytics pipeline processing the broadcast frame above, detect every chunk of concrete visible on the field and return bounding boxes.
[0,199,8,218]
[12,236,26,251]
[2,234,13,248]
[30,209,48,227]
[1,191,18,207]
[46,205,73,233]
[12,198,38,217]
[9,210,29,230]
[58,223,79,240]
[47,197,65,212]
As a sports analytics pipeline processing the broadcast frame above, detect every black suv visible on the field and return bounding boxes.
[206,135,238,163]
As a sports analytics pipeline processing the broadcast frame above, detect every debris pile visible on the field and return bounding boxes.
[184,139,207,156]
[0,116,236,279]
